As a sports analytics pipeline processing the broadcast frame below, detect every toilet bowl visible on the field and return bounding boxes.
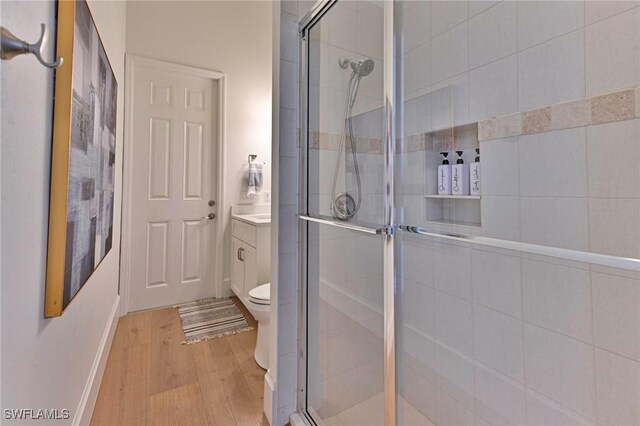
[247,283,270,370]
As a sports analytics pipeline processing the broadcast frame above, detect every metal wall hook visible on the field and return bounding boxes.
[1,24,63,69]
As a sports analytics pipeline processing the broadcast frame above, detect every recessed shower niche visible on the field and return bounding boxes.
[424,122,481,227]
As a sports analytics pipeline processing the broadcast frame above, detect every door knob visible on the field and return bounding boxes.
[201,213,216,221]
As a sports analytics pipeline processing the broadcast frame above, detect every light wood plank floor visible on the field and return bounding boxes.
[91,298,269,426]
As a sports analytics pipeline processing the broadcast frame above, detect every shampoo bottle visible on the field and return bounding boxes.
[437,152,452,195]
[452,150,469,195]
[470,148,481,196]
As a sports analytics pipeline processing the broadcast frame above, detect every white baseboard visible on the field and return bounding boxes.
[221,277,234,298]
[264,369,276,425]
[74,295,121,426]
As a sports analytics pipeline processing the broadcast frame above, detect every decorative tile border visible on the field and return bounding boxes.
[310,85,640,153]
[478,85,640,142]
[522,107,552,135]
[591,89,636,124]
[396,134,427,153]
[309,131,384,155]
[552,98,590,130]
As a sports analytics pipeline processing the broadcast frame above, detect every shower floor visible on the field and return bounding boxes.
[322,393,435,426]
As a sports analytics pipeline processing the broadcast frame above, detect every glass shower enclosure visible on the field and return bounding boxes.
[298,1,640,425]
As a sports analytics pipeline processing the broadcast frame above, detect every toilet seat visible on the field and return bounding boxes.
[248,283,270,306]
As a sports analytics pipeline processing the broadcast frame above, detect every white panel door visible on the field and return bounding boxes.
[129,62,218,311]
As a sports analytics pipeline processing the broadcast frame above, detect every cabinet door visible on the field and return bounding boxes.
[231,237,245,299]
[242,243,257,298]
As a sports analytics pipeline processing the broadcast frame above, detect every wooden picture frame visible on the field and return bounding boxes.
[46,0,118,317]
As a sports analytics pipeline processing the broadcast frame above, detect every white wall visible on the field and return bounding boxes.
[0,0,126,424]
[126,0,273,292]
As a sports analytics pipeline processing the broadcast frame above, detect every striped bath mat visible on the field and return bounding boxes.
[177,298,253,344]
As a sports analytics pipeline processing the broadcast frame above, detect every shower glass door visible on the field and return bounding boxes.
[394,1,640,425]
[300,1,390,425]
[302,1,640,425]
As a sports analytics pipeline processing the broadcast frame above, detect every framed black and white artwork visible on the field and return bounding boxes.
[46,0,117,317]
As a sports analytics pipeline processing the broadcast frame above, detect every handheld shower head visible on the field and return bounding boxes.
[339,57,375,77]
[331,56,376,221]
[351,58,375,76]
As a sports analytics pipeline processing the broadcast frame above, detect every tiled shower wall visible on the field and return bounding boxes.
[308,109,385,225]
[396,1,640,425]
[306,0,385,226]
[397,0,640,253]
[306,223,385,420]
[276,1,314,424]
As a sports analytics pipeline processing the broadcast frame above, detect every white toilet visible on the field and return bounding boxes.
[247,283,270,370]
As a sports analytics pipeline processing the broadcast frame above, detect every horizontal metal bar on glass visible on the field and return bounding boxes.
[397,224,640,273]
[298,215,386,235]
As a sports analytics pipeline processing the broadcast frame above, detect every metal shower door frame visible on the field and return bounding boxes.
[297,1,397,425]
[296,2,640,425]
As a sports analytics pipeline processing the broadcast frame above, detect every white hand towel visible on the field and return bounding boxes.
[247,161,263,197]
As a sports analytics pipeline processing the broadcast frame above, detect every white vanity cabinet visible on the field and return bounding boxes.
[230,216,270,308]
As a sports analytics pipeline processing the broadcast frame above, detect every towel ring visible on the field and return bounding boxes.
[248,154,258,164]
